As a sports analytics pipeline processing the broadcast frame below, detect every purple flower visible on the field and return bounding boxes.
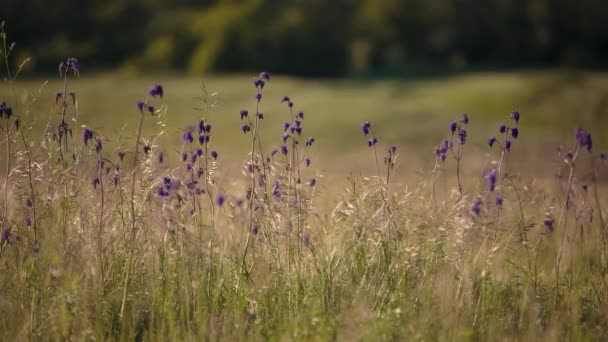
[305,137,315,147]
[367,137,378,147]
[488,136,496,147]
[260,72,271,81]
[26,199,33,208]
[388,145,397,156]
[240,109,248,119]
[118,151,126,161]
[204,124,211,133]
[281,96,290,103]
[544,218,554,232]
[472,197,482,215]
[137,100,145,112]
[485,170,497,192]
[575,128,592,152]
[198,134,206,144]
[305,157,311,167]
[255,93,262,102]
[499,124,507,134]
[92,176,100,189]
[495,195,503,206]
[25,217,32,228]
[67,57,80,72]
[148,106,155,114]
[181,152,188,162]
[216,195,225,207]
[163,176,171,186]
[113,174,119,186]
[82,127,94,146]
[143,144,151,155]
[504,139,512,152]
[303,235,310,247]
[449,122,457,135]
[511,111,520,124]
[169,179,181,190]
[2,228,10,243]
[156,186,169,198]
[280,145,288,155]
[211,150,218,160]
[297,112,304,119]
[252,225,259,235]
[183,130,194,143]
[196,148,203,157]
[308,178,316,187]
[148,83,163,98]
[253,78,263,88]
[95,138,103,154]
[457,128,467,145]
[241,124,251,133]
[460,114,469,124]
[511,127,519,139]
[282,133,290,143]
[271,148,278,157]
[361,121,371,135]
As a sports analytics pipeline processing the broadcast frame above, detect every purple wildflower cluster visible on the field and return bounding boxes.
[488,111,521,152]
[0,101,13,119]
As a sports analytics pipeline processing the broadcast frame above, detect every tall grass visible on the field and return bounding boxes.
[1,24,608,341]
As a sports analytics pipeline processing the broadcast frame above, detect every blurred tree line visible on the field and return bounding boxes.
[2,0,608,76]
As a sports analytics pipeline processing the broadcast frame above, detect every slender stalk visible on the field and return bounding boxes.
[18,127,38,244]
[2,117,9,226]
[120,107,146,319]
[455,142,463,195]
[590,156,606,247]
[431,157,440,209]
[241,94,261,278]
[97,160,106,294]
[554,160,575,309]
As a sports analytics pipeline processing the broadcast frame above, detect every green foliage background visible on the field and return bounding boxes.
[2,0,608,76]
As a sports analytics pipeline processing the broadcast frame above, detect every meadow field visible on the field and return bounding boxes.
[1,64,608,341]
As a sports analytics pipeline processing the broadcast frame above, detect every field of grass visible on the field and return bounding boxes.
[1,68,608,341]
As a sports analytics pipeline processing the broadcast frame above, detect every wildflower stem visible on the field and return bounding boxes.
[2,117,9,226]
[456,142,463,195]
[241,92,261,278]
[590,156,606,247]
[18,127,38,244]
[431,157,439,209]
[120,104,146,319]
[554,158,576,309]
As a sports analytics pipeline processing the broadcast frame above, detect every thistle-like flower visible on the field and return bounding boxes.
[361,121,371,135]
[511,127,519,139]
[82,127,94,146]
[148,83,164,98]
[511,111,520,124]
[472,197,482,215]
[448,122,458,135]
[488,136,496,147]
[485,170,497,192]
